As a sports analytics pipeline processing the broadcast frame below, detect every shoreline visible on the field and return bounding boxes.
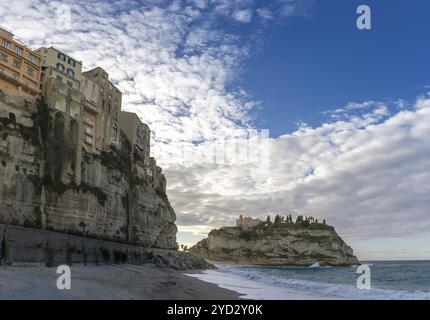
[186,268,340,300]
[0,264,242,300]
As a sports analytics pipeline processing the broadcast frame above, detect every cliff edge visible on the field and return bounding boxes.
[190,217,359,267]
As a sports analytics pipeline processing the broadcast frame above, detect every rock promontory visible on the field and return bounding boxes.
[190,215,359,267]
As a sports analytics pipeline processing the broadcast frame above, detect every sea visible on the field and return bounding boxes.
[186,260,430,300]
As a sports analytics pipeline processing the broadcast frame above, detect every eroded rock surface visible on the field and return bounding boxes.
[190,222,359,266]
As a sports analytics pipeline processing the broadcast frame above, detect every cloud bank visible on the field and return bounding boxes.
[1,0,429,258]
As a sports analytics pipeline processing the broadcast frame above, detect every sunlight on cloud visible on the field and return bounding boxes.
[2,0,429,249]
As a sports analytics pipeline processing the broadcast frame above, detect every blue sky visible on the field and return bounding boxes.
[1,0,430,260]
[239,0,430,136]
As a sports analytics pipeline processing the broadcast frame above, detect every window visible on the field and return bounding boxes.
[0,53,7,62]
[66,81,73,88]
[66,68,75,78]
[29,55,36,64]
[113,124,118,138]
[2,40,9,49]
[68,58,76,67]
[0,67,4,74]
[12,73,19,81]
[85,127,93,136]
[57,63,65,72]
[84,136,93,145]
[12,59,21,69]
[15,47,22,56]
[27,67,34,77]
[57,52,66,61]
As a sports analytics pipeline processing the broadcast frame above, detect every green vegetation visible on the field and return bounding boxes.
[27,174,108,206]
[97,144,132,175]
[238,230,261,241]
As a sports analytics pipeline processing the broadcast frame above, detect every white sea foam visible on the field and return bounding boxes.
[308,262,321,268]
[186,265,430,300]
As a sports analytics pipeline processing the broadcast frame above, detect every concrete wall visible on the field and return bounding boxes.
[0,224,209,270]
[0,223,153,265]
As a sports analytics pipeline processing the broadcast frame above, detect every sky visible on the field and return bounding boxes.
[1,0,430,260]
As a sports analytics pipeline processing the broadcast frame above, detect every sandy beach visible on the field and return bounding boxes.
[0,264,242,300]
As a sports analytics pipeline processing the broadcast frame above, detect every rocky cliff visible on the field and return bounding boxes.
[190,220,359,266]
[0,94,177,249]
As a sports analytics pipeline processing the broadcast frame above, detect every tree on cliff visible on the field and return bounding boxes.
[274,215,281,225]
[266,215,271,224]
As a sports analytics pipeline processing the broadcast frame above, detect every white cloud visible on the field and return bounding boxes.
[1,0,429,259]
[169,100,430,251]
[232,9,253,23]
[256,8,274,21]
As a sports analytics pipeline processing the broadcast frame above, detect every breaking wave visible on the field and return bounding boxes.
[209,264,430,300]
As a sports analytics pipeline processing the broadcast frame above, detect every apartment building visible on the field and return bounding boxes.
[0,27,41,98]
[81,75,100,153]
[36,47,83,117]
[118,111,150,164]
[36,46,84,185]
[82,67,122,151]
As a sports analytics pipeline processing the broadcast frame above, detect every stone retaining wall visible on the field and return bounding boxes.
[0,224,211,270]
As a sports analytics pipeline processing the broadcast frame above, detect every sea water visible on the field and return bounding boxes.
[187,261,430,300]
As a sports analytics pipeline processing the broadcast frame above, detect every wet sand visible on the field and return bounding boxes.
[0,264,242,300]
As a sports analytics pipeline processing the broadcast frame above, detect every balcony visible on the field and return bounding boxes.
[83,100,98,114]
[83,117,95,126]
[0,68,19,84]
[51,79,82,103]
[0,67,39,94]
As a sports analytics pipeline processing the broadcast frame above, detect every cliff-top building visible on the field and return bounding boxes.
[36,47,83,117]
[118,111,150,164]
[36,46,84,185]
[236,215,263,230]
[82,67,122,151]
[81,75,100,153]
[0,27,41,98]
[2,27,152,188]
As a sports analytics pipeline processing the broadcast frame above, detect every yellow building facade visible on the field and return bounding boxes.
[36,47,84,185]
[0,27,41,98]
[36,47,82,117]
[81,76,100,153]
[118,111,150,164]
[82,67,122,151]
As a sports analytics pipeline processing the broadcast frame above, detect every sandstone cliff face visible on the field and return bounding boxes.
[190,222,359,266]
[0,96,177,250]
